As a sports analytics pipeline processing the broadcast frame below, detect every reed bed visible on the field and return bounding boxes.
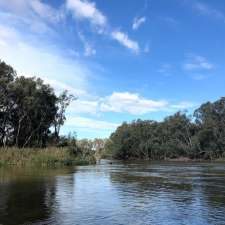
[0,147,96,167]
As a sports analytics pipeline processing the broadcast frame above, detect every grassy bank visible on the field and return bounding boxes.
[0,147,96,167]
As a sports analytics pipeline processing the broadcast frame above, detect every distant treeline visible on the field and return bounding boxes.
[106,98,225,160]
[0,60,74,148]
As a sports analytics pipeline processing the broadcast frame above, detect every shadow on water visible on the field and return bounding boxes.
[0,167,74,225]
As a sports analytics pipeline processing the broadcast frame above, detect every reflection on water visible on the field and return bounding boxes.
[0,161,225,225]
[0,168,73,225]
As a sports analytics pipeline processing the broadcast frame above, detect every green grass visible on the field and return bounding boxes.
[0,147,96,167]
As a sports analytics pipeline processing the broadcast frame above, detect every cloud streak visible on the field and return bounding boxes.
[192,1,225,23]
[0,0,141,53]
[183,55,214,71]
[66,0,140,53]
[0,24,90,97]
[66,0,107,30]
[111,31,140,54]
[171,101,196,109]
[78,31,96,56]
[0,0,63,34]
[132,16,146,30]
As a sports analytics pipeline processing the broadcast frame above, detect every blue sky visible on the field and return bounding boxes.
[0,0,225,139]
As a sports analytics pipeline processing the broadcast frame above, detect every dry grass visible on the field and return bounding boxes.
[0,147,96,167]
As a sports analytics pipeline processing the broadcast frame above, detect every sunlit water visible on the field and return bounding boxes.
[0,160,225,225]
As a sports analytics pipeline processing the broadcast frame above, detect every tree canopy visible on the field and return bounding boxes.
[106,99,225,160]
[0,61,73,148]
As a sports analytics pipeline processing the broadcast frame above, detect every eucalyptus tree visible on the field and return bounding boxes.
[160,112,196,158]
[105,98,225,160]
[0,61,73,148]
[53,90,76,141]
[194,98,225,159]
[10,76,58,147]
[0,61,16,146]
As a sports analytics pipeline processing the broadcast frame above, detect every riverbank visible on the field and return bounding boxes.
[164,156,225,162]
[104,156,225,163]
[0,147,96,167]
[165,157,217,162]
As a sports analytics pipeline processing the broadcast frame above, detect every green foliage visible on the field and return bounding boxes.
[107,101,225,160]
[0,61,97,166]
[194,97,225,159]
[0,61,74,148]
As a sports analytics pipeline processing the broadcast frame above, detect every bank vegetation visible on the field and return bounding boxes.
[0,60,97,166]
[105,98,225,161]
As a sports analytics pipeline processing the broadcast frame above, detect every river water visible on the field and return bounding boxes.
[0,160,225,225]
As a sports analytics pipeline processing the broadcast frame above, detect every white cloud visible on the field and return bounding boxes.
[66,0,107,29]
[0,0,141,53]
[62,89,197,116]
[66,0,140,53]
[111,31,140,53]
[99,92,168,115]
[44,78,86,96]
[29,0,63,23]
[171,101,195,109]
[64,91,196,116]
[84,44,96,56]
[0,0,63,26]
[78,31,96,57]
[65,116,119,130]
[68,100,99,114]
[193,2,225,22]
[0,25,18,42]
[0,0,29,13]
[62,98,196,137]
[183,55,214,71]
[0,24,90,97]
[132,16,146,30]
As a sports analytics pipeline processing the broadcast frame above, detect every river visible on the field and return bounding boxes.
[0,160,225,225]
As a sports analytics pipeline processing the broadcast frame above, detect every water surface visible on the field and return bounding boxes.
[0,161,225,225]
